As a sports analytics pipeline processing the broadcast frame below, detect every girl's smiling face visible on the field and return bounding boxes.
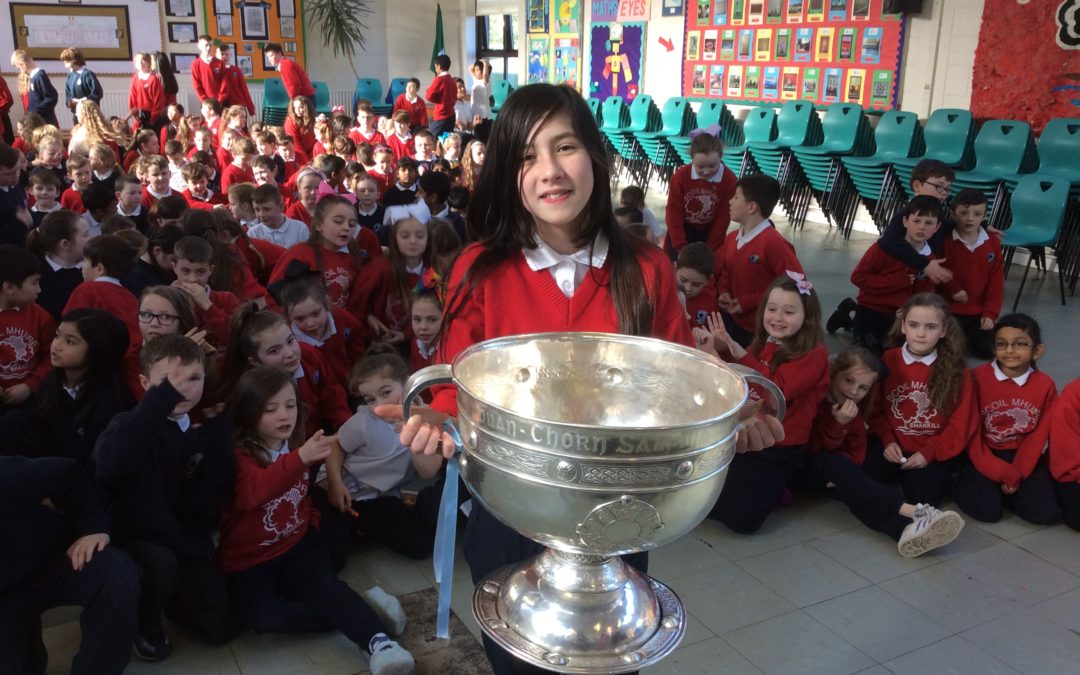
[761,288,806,341]
[251,323,302,374]
[518,113,592,248]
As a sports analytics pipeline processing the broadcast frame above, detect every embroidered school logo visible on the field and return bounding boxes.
[887,382,940,435]
[261,479,308,546]
[748,254,761,264]
[987,252,997,263]
[982,398,1041,444]
[0,328,36,381]
[683,187,718,225]
[694,309,708,325]
[323,267,351,305]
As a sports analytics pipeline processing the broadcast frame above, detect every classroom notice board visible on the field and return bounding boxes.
[201,0,304,80]
[681,0,905,110]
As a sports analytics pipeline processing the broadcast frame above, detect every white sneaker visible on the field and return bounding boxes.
[368,639,415,675]
[897,504,964,558]
[362,586,407,636]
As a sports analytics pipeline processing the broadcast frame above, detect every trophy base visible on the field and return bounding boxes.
[473,549,686,674]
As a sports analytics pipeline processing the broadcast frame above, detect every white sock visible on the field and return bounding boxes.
[362,586,407,636]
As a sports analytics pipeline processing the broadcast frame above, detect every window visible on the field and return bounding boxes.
[478,13,518,57]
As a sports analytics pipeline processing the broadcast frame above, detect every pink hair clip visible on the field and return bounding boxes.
[316,180,357,205]
[786,270,814,295]
[331,105,345,114]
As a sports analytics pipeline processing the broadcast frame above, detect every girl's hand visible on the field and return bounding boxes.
[734,401,785,453]
[951,289,969,304]
[980,316,995,330]
[707,312,746,360]
[831,398,859,425]
[883,442,905,464]
[184,327,216,354]
[374,404,456,459]
[384,329,406,345]
[693,327,718,356]
[298,430,337,465]
[367,315,392,338]
[902,451,928,470]
[67,533,109,571]
[1,383,31,406]
[327,478,353,512]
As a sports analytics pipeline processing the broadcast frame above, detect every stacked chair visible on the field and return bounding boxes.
[384,77,409,108]
[745,101,823,229]
[353,78,392,116]
[313,82,333,116]
[667,101,739,166]
[950,119,1038,228]
[722,107,777,177]
[604,95,661,189]
[634,97,695,192]
[260,78,290,126]
[586,97,603,126]
[840,110,925,232]
[491,80,515,117]
[891,108,976,194]
[598,96,631,174]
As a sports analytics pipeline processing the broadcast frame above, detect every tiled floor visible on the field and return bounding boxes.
[42,208,1080,674]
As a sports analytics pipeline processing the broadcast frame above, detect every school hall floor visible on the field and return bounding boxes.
[42,213,1080,674]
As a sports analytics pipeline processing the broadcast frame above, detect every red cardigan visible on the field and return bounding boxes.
[852,242,936,314]
[295,307,365,380]
[737,341,829,446]
[1050,378,1080,483]
[431,242,694,416]
[221,164,255,193]
[219,65,255,115]
[0,303,56,391]
[385,133,415,162]
[269,243,363,309]
[128,74,165,125]
[297,343,352,438]
[969,363,1058,488]
[284,117,316,158]
[716,224,804,332]
[684,279,719,330]
[393,94,428,128]
[664,163,737,252]
[60,186,86,213]
[868,348,977,463]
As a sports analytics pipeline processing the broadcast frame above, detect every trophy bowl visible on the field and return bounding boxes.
[404,332,784,673]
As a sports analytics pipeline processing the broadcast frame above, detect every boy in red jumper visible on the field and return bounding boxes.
[426,55,458,136]
[676,242,718,330]
[221,136,256,193]
[215,44,255,115]
[664,131,738,259]
[171,237,241,349]
[141,155,174,209]
[392,79,428,131]
[1051,376,1080,532]
[60,154,92,213]
[939,189,1002,359]
[191,36,225,105]
[262,42,314,102]
[181,162,225,211]
[716,173,804,346]
[954,314,1060,524]
[850,195,941,355]
[385,111,415,162]
[0,246,55,410]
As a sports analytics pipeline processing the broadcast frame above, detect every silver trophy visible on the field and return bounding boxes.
[403,332,784,673]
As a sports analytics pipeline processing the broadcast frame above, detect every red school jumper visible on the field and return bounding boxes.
[1050,378,1080,483]
[297,343,352,438]
[218,64,255,115]
[431,243,694,416]
[970,362,1058,488]
[0,304,56,393]
[278,57,315,100]
[294,307,365,379]
[196,288,242,349]
[940,231,1005,322]
[737,342,829,446]
[716,222,804,333]
[182,188,226,210]
[392,95,428,128]
[284,202,313,227]
[684,277,719,330]
[869,347,978,463]
[140,187,173,210]
[385,133,415,162]
[348,128,386,149]
[63,278,142,397]
[128,73,165,128]
[284,117,316,159]
[425,73,457,123]
[664,163,738,253]
[221,164,255,194]
[348,257,416,343]
[269,244,363,309]
[59,185,86,214]
[851,242,936,314]
[190,57,225,103]
[809,397,869,466]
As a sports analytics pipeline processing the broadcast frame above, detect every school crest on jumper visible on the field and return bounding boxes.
[0,328,36,382]
[683,187,720,225]
[887,382,940,436]
[982,398,1041,445]
[261,478,308,546]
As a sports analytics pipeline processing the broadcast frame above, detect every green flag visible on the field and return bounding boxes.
[430,3,445,73]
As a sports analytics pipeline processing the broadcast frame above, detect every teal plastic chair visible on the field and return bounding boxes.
[840,110,925,229]
[353,78,391,116]
[637,98,693,181]
[491,81,514,116]
[1001,175,1071,310]
[893,109,976,193]
[748,101,820,177]
[1008,118,1080,191]
[953,120,1037,186]
[312,82,332,116]
[587,97,603,125]
[722,107,777,175]
[385,77,409,106]
[260,78,289,125]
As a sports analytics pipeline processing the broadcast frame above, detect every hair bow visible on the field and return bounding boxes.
[315,113,329,123]
[688,124,723,140]
[267,260,320,304]
[416,267,445,304]
[316,180,357,205]
[786,270,814,296]
[331,105,345,114]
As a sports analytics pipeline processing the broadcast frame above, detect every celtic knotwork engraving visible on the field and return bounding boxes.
[581,465,673,485]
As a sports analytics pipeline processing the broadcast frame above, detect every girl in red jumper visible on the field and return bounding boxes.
[128,53,164,132]
[704,273,830,534]
[409,290,442,372]
[807,346,965,557]
[285,96,317,159]
[350,215,429,349]
[865,293,978,507]
[217,367,415,675]
[281,277,365,378]
[285,170,321,226]
[954,314,1061,524]
[663,130,737,259]
[224,305,351,439]
[1051,377,1080,531]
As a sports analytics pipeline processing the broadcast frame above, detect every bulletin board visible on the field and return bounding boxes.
[526,0,582,91]
[200,0,304,80]
[681,0,905,110]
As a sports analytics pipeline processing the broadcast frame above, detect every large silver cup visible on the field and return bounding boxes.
[403,332,784,673]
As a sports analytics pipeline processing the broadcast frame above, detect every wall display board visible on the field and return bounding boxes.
[528,0,584,91]
[200,0,304,80]
[681,0,904,109]
[589,22,645,101]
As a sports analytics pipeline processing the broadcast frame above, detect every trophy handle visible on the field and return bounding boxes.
[402,364,455,420]
[726,364,786,422]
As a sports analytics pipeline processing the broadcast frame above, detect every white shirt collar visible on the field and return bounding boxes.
[64,381,83,399]
[30,67,42,78]
[117,203,142,217]
[137,71,152,81]
[293,364,305,380]
[292,311,337,348]
[736,219,771,249]
[170,413,191,432]
[691,165,726,183]
[952,228,990,253]
[416,338,436,359]
[266,440,290,463]
[358,204,378,216]
[405,261,424,276]
[45,255,82,272]
[93,276,122,286]
[992,360,1033,386]
[31,202,61,213]
[94,169,115,181]
[523,233,609,298]
[901,344,938,366]
[148,186,171,199]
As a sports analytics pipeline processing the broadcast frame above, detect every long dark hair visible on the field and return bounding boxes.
[33,309,131,427]
[230,367,306,467]
[449,84,652,340]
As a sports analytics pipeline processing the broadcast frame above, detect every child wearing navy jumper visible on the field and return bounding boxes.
[954,314,1060,524]
[704,273,829,534]
[93,336,236,661]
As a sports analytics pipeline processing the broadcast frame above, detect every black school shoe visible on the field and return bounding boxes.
[133,634,172,661]
[827,297,856,334]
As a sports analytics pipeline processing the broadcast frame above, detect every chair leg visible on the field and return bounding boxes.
[1012,253,1033,312]
[1058,248,1067,307]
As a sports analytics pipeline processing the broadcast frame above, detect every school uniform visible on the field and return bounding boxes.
[426,72,458,135]
[410,338,436,373]
[220,164,255,194]
[431,203,467,245]
[716,219,804,342]
[878,208,956,270]
[30,202,61,229]
[63,67,103,112]
[385,133,415,162]
[234,236,285,286]
[276,57,315,100]
[63,277,142,397]
[270,245,361,311]
[1050,378,1080,531]
[247,217,310,249]
[128,72,165,129]
[284,117,316,158]
[0,303,56,395]
[850,241,936,354]
[348,256,416,346]
[215,146,234,173]
[356,203,387,243]
[190,57,224,103]
[60,185,86,213]
[348,128,385,149]
[940,229,1004,359]
[38,255,84,321]
[168,162,189,194]
[218,64,255,115]
[82,211,103,240]
[192,288,241,350]
[124,256,174,297]
[369,171,395,202]
[293,307,365,387]
[28,68,59,126]
[710,342,829,533]
[392,94,428,129]
[284,201,313,227]
[92,168,119,195]
[181,188,226,210]
[116,204,150,234]
[94,380,236,645]
[663,163,737,257]
[0,184,30,248]
[296,343,352,438]
[140,186,174,210]
[953,362,1060,524]
[865,345,978,506]
[683,280,719,330]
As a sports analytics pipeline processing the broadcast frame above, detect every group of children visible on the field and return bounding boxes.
[1,68,1080,675]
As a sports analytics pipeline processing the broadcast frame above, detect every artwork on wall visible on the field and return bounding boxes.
[241,3,268,39]
[168,22,197,44]
[528,35,550,83]
[205,0,305,80]
[589,22,645,100]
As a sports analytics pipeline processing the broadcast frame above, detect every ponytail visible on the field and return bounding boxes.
[27,210,81,257]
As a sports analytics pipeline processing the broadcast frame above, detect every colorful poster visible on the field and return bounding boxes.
[861,27,881,63]
[553,0,581,33]
[552,36,581,89]
[709,64,726,95]
[721,29,736,60]
[748,0,765,25]
[775,28,791,59]
[618,0,651,22]
[727,65,744,97]
[815,27,834,61]
[686,30,701,59]
[763,66,780,99]
[788,0,804,23]
[807,0,825,22]
[692,64,707,94]
[528,36,550,83]
[781,66,800,99]
[696,0,710,26]
[745,66,761,97]
[713,0,728,25]
[737,29,754,60]
[703,29,718,60]
[731,0,746,26]
[591,0,619,22]
[528,0,549,33]
[822,67,842,102]
[794,27,813,61]
[755,29,772,60]
[870,69,893,106]
[828,0,847,22]
[838,27,856,61]
[661,0,684,18]
[802,66,820,100]
[590,22,644,99]
[767,0,783,23]
[845,67,865,103]
[852,0,870,21]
